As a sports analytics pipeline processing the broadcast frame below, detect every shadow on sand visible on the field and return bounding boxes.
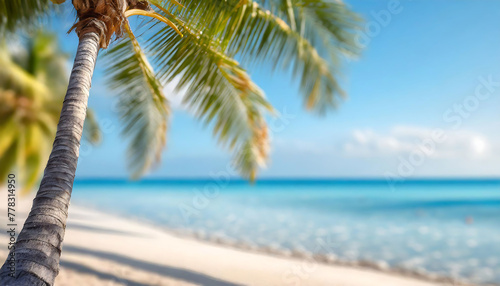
[60,261,149,286]
[63,245,242,286]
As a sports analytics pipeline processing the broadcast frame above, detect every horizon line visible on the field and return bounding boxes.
[74,177,500,183]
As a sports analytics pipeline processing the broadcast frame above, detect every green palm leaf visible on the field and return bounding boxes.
[220,0,359,112]
[144,17,273,179]
[147,0,360,114]
[259,0,362,63]
[105,24,170,178]
[0,0,53,33]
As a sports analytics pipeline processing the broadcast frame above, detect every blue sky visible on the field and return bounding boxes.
[48,1,500,179]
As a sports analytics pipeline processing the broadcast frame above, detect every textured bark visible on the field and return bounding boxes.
[0,32,101,286]
[70,0,151,48]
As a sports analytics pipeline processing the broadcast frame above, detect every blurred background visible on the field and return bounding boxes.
[1,1,500,285]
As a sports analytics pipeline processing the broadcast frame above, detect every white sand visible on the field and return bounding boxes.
[0,195,456,286]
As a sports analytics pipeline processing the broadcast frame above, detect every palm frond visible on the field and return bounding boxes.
[0,50,50,100]
[137,11,273,178]
[258,0,362,61]
[105,23,170,178]
[0,0,53,33]
[149,0,359,114]
[220,0,358,112]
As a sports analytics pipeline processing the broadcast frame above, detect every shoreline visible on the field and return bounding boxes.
[0,196,482,286]
[68,202,477,286]
[139,222,478,286]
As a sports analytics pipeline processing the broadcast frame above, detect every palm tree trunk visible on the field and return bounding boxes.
[0,31,101,286]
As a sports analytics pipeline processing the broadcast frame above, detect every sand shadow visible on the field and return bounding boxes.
[60,261,149,286]
[63,245,242,286]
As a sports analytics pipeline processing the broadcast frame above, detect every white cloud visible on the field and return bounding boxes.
[163,76,189,110]
[343,126,491,159]
[251,125,500,177]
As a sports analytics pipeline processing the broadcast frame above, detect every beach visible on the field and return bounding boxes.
[0,193,455,286]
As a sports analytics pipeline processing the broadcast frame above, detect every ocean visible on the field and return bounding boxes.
[72,179,500,285]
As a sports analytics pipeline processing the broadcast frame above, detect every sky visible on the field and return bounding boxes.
[47,0,500,179]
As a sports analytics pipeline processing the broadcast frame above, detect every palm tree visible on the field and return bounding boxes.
[0,31,100,195]
[0,0,361,285]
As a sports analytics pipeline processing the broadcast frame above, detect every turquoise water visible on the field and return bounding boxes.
[72,179,500,285]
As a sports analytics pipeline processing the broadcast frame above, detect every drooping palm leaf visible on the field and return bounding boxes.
[220,0,359,112]
[145,19,274,179]
[105,22,170,178]
[147,0,360,113]
[258,0,361,63]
